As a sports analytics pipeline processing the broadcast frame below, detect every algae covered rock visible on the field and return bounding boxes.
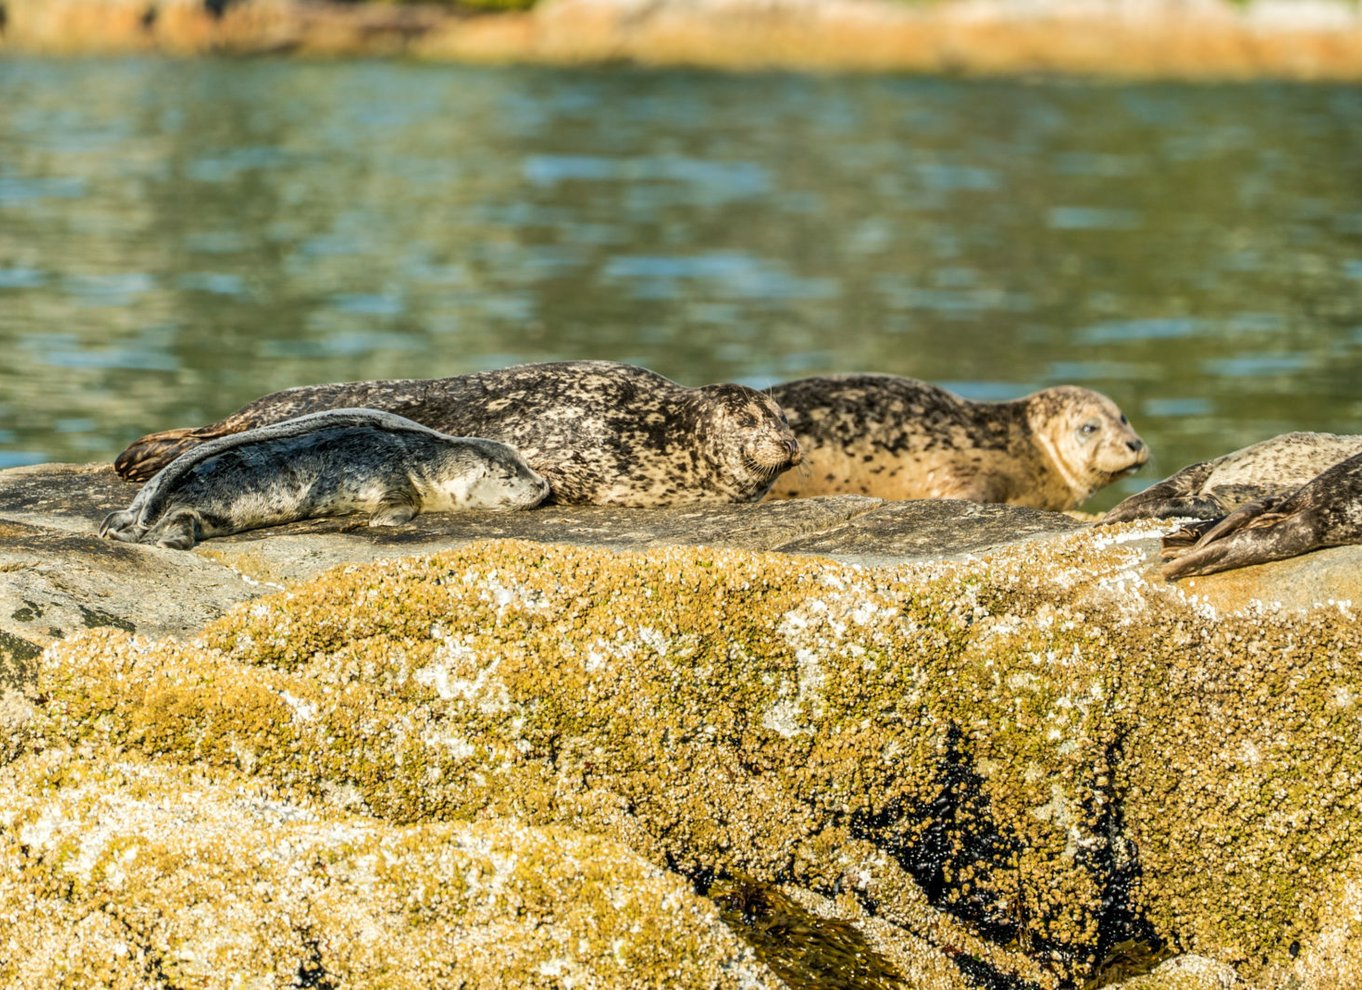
[9,534,1362,988]
[0,748,777,989]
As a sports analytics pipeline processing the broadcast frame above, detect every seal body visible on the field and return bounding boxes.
[1103,431,1362,524]
[1161,450,1362,579]
[100,409,550,549]
[114,362,801,508]
[765,375,1146,510]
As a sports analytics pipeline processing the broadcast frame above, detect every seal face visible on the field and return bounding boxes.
[1103,432,1362,524]
[100,409,550,550]
[765,375,1146,511]
[1161,449,1362,579]
[113,362,801,508]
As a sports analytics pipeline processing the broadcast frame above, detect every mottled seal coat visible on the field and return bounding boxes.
[764,374,1147,510]
[114,361,801,507]
[100,409,550,549]
[1161,449,1362,579]
[1104,431,1362,524]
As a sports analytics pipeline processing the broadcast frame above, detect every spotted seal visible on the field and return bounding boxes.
[1103,431,1362,524]
[100,408,550,549]
[114,361,801,507]
[1161,449,1362,579]
[764,374,1147,510]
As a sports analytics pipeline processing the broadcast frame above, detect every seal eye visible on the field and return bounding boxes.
[1119,413,1129,425]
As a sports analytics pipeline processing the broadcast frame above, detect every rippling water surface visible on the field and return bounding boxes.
[1,57,1360,508]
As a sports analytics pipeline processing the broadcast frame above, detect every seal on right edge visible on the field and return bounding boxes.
[1103,431,1362,524]
[1161,448,1362,579]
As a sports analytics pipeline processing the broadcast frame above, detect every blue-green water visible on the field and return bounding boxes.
[2,57,1360,508]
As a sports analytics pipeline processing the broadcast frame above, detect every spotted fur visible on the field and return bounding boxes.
[765,375,1146,511]
[114,362,800,507]
[100,409,549,549]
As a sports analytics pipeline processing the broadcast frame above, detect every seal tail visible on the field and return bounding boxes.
[114,426,232,482]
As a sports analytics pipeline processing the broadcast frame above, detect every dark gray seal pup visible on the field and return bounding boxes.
[1161,449,1362,579]
[100,409,549,550]
[1103,432,1362,524]
[114,361,801,508]
[765,374,1147,511]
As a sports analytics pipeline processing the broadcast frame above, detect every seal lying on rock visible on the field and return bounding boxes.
[100,409,550,550]
[764,374,1146,510]
[1103,431,1362,524]
[1161,449,1362,579]
[114,361,801,507]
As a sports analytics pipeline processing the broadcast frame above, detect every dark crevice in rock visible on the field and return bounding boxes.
[205,0,235,17]
[953,953,1042,990]
[140,4,157,30]
[296,934,338,989]
[1079,733,1171,988]
[851,726,1022,947]
[707,875,909,990]
[0,4,8,36]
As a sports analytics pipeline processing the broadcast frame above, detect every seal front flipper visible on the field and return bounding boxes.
[1101,461,1219,524]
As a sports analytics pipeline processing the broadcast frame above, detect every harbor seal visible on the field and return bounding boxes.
[1103,431,1362,524]
[1161,449,1362,579]
[113,361,801,507]
[764,374,1147,510]
[100,408,549,549]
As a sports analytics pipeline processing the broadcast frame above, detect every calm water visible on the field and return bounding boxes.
[1,57,1360,508]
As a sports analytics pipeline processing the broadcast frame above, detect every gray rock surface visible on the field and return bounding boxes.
[2,461,1360,685]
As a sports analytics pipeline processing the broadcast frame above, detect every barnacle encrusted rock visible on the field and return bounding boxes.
[0,749,778,989]
[6,532,1362,988]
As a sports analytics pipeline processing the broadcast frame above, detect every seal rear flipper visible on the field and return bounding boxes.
[141,508,203,550]
[1160,498,1280,561]
[1161,504,1305,580]
[114,426,235,482]
[1158,517,1222,554]
[98,509,141,542]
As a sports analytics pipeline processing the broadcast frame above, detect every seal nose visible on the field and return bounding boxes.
[1127,438,1144,453]
[786,438,802,466]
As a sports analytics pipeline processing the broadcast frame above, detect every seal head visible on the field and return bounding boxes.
[1024,386,1148,509]
[689,384,802,501]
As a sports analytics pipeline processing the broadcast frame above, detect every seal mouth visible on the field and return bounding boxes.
[743,452,793,482]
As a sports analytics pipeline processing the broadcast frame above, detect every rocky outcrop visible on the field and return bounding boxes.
[1,462,1361,987]
[3,0,1362,80]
